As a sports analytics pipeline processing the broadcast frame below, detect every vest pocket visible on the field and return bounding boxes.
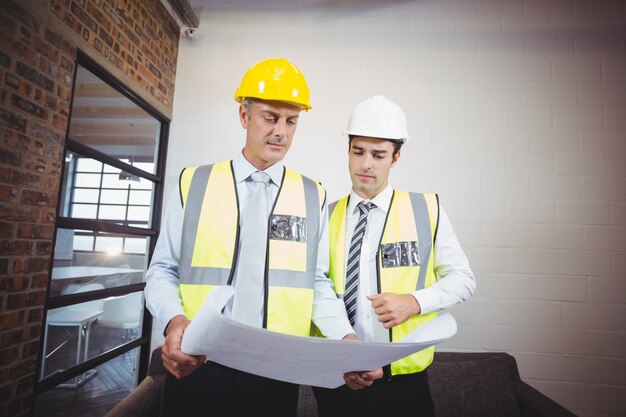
[381,241,420,268]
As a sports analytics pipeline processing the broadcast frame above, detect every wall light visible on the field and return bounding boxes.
[119,171,141,183]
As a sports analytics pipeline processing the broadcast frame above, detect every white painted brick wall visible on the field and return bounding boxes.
[552,57,604,81]
[557,151,607,175]
[506,198,557,223]
[531,174,582,199]
[558,200,610,225]
[605,105,626,128]
[609,202,626,225]
[532,224,584,249]
[478,272,536,299]
[508,300,562,326]
[580,128,626,152]
[562,302,619,330]
[582,177,626,201]
[585,226,626,251]
[589,330,626,358]
[536,275,588,301]
[163,1,626,415]
[560,250,613,276]
[589,277,626,304]
[507,150,555,174]
[606,154,626,176]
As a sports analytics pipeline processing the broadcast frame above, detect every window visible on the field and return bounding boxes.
[67,155,154,227]
[34,51,169,412]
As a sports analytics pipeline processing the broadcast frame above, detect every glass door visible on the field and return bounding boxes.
[34,51,168,416]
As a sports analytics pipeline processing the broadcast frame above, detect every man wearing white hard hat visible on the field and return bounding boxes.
[313,95,476,416]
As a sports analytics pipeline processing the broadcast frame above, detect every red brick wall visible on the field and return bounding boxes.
[0,1,179,416]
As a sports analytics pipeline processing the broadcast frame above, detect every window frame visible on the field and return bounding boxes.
[35,50,169,394]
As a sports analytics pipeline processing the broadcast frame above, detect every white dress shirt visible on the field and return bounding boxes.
[345,185,476,342]
[144,151,353,340]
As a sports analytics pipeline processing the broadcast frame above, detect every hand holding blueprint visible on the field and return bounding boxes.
[181,286,457,388]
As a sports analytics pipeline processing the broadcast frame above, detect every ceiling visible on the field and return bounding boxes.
[69,65,160,159]
[188,0,327,8]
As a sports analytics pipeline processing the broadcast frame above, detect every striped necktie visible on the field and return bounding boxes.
[344,201,374,326]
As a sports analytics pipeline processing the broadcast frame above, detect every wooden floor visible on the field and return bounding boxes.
[33,327,140,417]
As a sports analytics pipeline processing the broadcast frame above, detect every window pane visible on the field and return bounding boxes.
[95,236,123,253]
[50,229,148,295]
[69,64,160,174]
[124,238,147,254]
[72,188,99,203]
[128,190,150,205]
[74,173,101,188]
[101,189,128,204]
[61,153,156,224]
[103,164,119,173]
[75,158,102,172]
[34,346,141,412]
[98,205,126,220]
[94,293,144,349]
[73,235,93,251]
[101,173,128,189]
[127,206,150,222]
[130,177,152,190]
[133,162,154,173]
[71,204,97,219]
[40,302,105,380]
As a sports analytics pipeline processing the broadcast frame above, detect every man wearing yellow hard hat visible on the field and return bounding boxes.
[313,95,476,416]
[144,58,358,416]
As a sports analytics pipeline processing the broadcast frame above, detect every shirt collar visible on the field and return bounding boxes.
[348,185,393,215]
[233,150,284,187]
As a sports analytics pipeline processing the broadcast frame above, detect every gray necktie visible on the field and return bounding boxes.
[344,201,374,326]
[231,171,270,327]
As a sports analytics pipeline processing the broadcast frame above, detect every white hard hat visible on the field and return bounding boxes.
[343,95,409,143]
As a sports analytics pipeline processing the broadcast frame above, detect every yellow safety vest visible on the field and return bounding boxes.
[328,191,439,375]
[178,160,326,336]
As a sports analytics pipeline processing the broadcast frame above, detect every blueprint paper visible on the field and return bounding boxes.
[181,286,456,388]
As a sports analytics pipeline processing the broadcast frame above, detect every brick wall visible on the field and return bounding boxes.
[0,1,179,416]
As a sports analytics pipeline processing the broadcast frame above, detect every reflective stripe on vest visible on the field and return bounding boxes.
[328,191,439,375]
[178,161,325,336]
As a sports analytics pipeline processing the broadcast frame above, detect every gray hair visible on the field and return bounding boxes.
[241,97,258,115]
[241,97,303,114]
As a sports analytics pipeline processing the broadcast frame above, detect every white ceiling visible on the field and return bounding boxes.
[188,0,328,9]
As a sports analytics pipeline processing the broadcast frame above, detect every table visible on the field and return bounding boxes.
[52,266,144,281]
[50,266,144,296]
[41,309,103,388]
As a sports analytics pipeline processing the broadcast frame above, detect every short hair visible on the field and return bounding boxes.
[241,97,258,116]
[348,135,403,157]
[241,97,304,116]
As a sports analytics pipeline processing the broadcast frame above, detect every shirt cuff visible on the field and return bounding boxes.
[413,288,440,315]
[158,305,187,334]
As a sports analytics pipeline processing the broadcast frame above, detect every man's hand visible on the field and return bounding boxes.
[342,333,358,341]
[162,314,206,379]
[343,368,384,390]
[367,293,420,329]
[341,333,383,389]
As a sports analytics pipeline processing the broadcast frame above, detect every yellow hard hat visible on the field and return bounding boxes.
[234,57,312,111]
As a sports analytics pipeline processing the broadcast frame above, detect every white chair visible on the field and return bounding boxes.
[99,292,143,336]
[41,283,105,387]
[97,292,144,368]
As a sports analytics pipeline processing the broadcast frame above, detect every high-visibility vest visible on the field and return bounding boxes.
[178,160,326,336]
[328,191,439,375]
